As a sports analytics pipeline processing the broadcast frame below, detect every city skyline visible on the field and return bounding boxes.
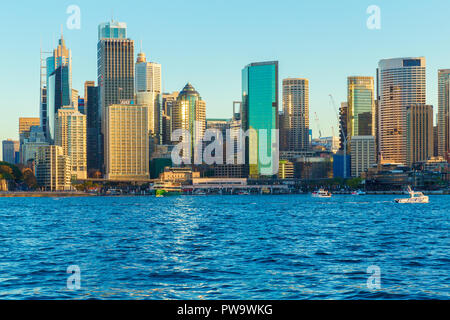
[2,0,450,160]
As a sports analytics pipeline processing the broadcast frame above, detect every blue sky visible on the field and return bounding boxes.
[1,0,450,158]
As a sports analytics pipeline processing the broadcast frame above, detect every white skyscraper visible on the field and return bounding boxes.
[377,57,426,164]
[135,51,162,139]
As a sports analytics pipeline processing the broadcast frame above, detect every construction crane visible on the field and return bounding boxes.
[314,112,322,139]
[329,94,348,179]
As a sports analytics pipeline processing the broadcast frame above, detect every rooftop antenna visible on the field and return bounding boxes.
[111,9,114,23]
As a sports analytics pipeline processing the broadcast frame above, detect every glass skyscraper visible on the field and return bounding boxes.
[241,61,278,178]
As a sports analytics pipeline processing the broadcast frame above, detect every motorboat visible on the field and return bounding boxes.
[395,186,429,203]
[312,189,332,198]
[351,190,366,195]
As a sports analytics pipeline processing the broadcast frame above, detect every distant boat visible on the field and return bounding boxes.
[395,186,429,203]
[237,190,250,195]
[352,190,366,195]
[194,190,207,196]
[312,189,332,198]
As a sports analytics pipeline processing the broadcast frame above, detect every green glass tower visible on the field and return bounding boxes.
[242,61,278,178]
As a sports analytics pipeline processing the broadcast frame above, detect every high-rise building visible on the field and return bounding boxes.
[347,76,375,138]
[135,51,162,144]
[98,20,134,172]
[350,135,376,177]
[54,107,87,179]
[19,117,40,136]
[339,102,348,151]
[437,69,450,160]
[35,145,72,191]
[21,126,48,166]
[172,83,206,163]
[161,92,179,144]
[406,104,433,167]
[46,35,72,142]
[2,140,19,164]
[84,81,95,107]
[242,61,278,178]
[105,104,149,180]
[86,86,101,174]
[282,78,309,152]
[377,57,426,164]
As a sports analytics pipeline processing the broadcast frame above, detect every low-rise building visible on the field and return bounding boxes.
[35,145,72,191]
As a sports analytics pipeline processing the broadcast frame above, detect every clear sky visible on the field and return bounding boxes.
[1,0,450,159]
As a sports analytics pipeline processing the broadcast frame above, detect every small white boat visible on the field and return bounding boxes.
[395,186,429,203]
[352,190,366,195]
[312,189,332,198]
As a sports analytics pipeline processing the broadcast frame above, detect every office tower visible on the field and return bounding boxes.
[350,136,376,177]
[98,20,134,172]
[84,81,95,107]
[437,69,450,159]
[172,83,206,162]
[339,102,348,151]
[282,78,309,151]
[377,57,426,164]
[46,35,72,142]
[71,89,79,110]
[406,104,433,166]
[54,107,87,179]
[135,51,162,144]
[347,76,375,137]
[18,117,41,164]
[161,92,179,144]
[105,104,149,180]
[242,61,278,178]
[19,117,40,136]
[21,126,48,166]
[2,140,19,164]
[278,160,294,179]
[35,145,72,191]
[433,125,439,157]
[86,86,101,174]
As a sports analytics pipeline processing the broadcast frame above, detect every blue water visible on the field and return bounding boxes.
[0,195,448,299]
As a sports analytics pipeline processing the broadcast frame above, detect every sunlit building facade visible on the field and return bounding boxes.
[437,69,450,160]
[377,57,426,164]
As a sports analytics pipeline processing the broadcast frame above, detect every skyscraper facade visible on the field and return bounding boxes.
[377,57,426,164]
[350,135,376,177]
[54,107,87,179]
[105,104,149,180]
[2,140,19,164]
[282,78,309,152]
[242,61,278,178]
[98,20,134,172]
[35,145,72,191]
[406,104,433,167]
[172,83,206,163]
[46,35,72,142]
[347,76,375,137]
[86,86,100,174]
[135,51,162,144]
[437,69,450,160]
[161,92,179,144]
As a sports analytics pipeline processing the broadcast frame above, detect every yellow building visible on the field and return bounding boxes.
[105,104,149,180]
[406,104,433,167]
[55,107,87,179]
[19,117,40,135]
[278,160,294,179]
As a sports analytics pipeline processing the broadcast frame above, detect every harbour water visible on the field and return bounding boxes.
[0,195,448,299]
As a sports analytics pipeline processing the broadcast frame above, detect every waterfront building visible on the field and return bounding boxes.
[172,83,206,163]
[2,139,19,164]
[437,69,450,160]
[35,145,72,191]
[104,103,149,180]
[98,20,134,172]
[278,160,294,179]
[242,61,278,178]
[54,107,87,179]
[282,78,309,152]
[377,57,426,164]
[406,104,433,167]
[350,135,376,177]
